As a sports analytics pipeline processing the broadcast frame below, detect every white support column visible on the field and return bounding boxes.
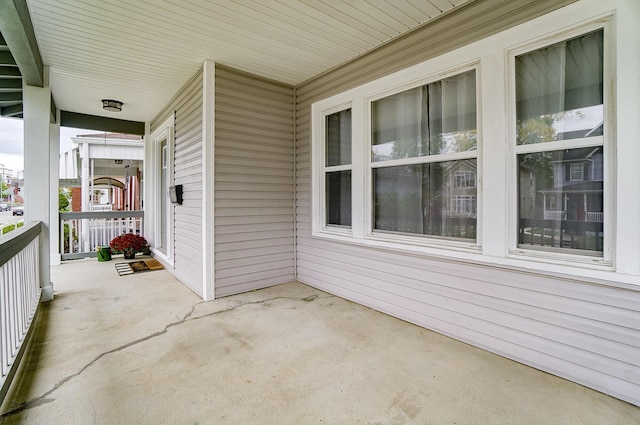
[50,108,61,266]
[81,141,89,212]
[23,66,53,301]
[201,60,215,301]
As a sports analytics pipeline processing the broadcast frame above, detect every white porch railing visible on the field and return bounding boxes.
[543,210,566,220]
[586,211,604,222]
[59,211,144,260]
[0,222,43,403]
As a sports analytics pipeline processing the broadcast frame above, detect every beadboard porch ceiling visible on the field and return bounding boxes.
[25,0,470,123]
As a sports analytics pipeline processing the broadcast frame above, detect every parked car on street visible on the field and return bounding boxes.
[0,203,8,211]
[12,206,24,216]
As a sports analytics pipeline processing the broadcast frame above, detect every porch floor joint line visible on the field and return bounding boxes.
[0,293,334,419]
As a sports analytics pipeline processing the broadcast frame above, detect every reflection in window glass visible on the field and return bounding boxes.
[517,147,603,254]
[371,70,476,162]
[326,109,352,166]
[373,160,477,240]
[516,30,603,145]
[326,171,351,227]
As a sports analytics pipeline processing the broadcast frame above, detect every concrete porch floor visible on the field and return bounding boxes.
[0,258,638,424]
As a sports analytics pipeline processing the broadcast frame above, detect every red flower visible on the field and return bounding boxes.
[110,233,149,256]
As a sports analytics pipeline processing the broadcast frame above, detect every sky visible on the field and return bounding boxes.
[0,116,92,175]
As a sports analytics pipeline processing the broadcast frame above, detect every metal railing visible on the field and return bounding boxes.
[0,221,43,403]
[59,211,144,260]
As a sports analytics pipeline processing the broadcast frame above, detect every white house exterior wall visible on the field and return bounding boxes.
[295,0,640,406]
[214,66,295,297]
[151,69,204,296]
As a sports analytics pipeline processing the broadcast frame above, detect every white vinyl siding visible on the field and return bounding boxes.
[151,70,204,296]
[214,66,295,297]
[296,0,640,407]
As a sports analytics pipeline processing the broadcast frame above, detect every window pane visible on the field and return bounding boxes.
[373,160,477,240]
[518,147,603,254]
[371,70,476,162]
[326,171,351,227]
[326,109,351,166]
[516,30,603,145]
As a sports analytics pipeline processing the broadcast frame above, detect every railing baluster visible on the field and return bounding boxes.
[1,226,42,403]
[57,211,144,260]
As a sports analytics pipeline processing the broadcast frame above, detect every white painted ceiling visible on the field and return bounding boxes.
[26,0,470,123]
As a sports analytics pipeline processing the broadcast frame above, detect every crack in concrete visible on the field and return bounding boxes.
[0,293,334,419]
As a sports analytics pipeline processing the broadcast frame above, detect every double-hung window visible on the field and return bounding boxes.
[324,108,352,228]
[370,69,478,241]
[514,29,605,255]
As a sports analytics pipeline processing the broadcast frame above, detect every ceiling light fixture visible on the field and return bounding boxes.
[102,99,123,112]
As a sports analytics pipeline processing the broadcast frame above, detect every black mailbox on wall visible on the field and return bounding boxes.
[169,185,183,205]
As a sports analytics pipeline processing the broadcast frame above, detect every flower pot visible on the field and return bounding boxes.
[124,252,136,260]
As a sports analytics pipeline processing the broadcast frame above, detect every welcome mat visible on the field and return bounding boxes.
[115,259,164,276]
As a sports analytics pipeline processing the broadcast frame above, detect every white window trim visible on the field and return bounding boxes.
[312,61,481,253]
[506,18,614,266]
[310,2,639,285]
[149,115,175,266]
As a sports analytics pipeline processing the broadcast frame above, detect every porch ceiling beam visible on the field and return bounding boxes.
[1,103,23,117]
[0,67,21,77]
[60,111,145,135]
[0,0,43,87]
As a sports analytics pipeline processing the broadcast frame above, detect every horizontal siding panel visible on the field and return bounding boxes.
[214,65,294,297]
[214,156,292,170]
[215,174,292,185]
[216,164,292,178]
[217,259,294,279]
[216,190,292,201]
[216,230,294,244]
[216,207,293,217]
[216,250,292,268]
[216,246,294,262]
[216,214,294,226]
[215,222,293,235]
[215,276,295,298]
[216,267,295,289]
[216,182,293,192]
[216,132,293,150]
[215,237,293,252]
[156,67,203,298]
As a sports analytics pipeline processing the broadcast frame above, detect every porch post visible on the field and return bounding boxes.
[50,108,61,265]
[23,66,53,301]
[201,60,215,301]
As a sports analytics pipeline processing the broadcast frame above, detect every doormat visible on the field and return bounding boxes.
[115,259,164,276]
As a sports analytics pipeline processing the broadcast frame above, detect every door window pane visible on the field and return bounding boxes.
[373,160,477,240]
[516,30,603,145]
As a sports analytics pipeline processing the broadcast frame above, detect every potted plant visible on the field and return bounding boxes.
[109,233,149,259]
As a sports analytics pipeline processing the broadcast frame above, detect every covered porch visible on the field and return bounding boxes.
[0,258,637,424]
